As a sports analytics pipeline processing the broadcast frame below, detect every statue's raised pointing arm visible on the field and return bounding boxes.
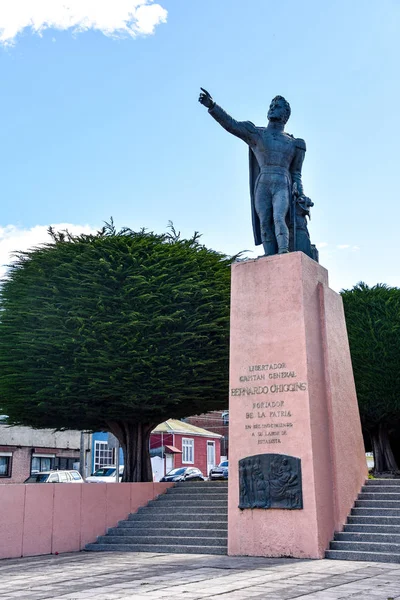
[199,88,259,146]
[199,88,317,261]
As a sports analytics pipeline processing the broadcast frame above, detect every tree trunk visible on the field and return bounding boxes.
[107,421,155,482]
[371,423,399,473]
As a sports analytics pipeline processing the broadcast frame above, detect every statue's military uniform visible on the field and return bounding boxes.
[208,104,306,255]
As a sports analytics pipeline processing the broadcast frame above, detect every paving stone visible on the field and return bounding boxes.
[1,552,400,599]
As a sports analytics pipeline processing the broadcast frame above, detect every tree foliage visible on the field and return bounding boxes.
[341,282,400,472]
[0,222,234,481]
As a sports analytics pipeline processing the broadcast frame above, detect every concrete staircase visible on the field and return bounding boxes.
[86,480,228,555]
[326,478,400,563]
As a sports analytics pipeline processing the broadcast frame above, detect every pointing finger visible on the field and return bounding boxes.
[200,87,210,96]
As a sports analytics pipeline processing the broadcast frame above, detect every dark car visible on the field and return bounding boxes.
[209,460,229,480]
[160,467,205,482]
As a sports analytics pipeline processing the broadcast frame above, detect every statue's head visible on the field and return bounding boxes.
[268,96,291,124]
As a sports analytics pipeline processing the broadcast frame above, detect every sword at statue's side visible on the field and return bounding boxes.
[292,182,298,252]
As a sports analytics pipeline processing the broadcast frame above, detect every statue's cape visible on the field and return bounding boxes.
[249,147,262,246]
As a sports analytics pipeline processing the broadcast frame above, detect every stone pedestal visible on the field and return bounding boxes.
[228,252,367,559]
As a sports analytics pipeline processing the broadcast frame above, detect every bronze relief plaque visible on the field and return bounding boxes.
[238,453,303,510]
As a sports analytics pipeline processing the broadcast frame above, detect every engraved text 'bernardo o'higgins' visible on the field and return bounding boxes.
[232,363,308,445]
[231,363,307,397]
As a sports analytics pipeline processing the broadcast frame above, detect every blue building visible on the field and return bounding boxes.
[91,432,123,475]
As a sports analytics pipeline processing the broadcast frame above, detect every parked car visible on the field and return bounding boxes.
[85,465,124,483]
[209,460,229,480]
[24,470,83,483]
[160,467,205,482]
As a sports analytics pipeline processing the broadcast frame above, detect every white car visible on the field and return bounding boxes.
[24,470,83,483]
[86,465,124,483]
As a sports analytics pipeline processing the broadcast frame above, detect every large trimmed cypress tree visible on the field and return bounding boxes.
[341,283,400,473]
[0,223,233,481]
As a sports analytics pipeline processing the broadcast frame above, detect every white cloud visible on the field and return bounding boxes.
[336,244,361,251]
[0,223,97,278]
[316,242,328,249]
[0,0,167,47]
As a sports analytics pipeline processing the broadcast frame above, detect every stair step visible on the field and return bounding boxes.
[118,520,227,530]
[362,485,400,493]
[335,532,400,543]
[330,540,400,553]
[351,507,400,516]
[137,506,227,515]
[148,498,228,507]
[325,549,400,563]
[166,488,228,495]
[355,499,400,508]
[164,494,228,501]
[85,543,227,555]
[174,482,228,488]
[170,480,228,485]
[108,527,227,538]
[98,535,227,547]
[175,480,228,484]
[359,492,400,501]
[348,515,400,525]
[163,491,228,498]
[364,479,400,485]
[344,524,400,534]
[128,512,227,522]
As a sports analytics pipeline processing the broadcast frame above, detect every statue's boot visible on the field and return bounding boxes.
[276,233,289,254]
[262,240,277,256]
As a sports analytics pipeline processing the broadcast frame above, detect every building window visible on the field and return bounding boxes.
[94,441,114,471]
[182,438,194,464]
[54,457,77,471]
[222,411,229,425]
[31,455,55,473]
[0,453,12,478]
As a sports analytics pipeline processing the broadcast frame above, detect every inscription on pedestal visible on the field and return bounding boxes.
[239,454,303,510]
[231,362,307,444]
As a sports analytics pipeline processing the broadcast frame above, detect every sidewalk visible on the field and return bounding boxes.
[0,551,400,600]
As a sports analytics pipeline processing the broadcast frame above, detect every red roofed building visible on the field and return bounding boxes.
[183,410,229,458]
[149,419,222,480]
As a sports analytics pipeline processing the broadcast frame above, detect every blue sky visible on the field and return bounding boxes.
[0,0,399,292]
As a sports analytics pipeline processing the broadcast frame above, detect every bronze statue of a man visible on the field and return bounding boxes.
[199,89,311,258]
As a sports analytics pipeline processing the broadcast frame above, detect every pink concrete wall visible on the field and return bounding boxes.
[80,483,107,549]
[228,253,366,559]
[22,484,54,557]
[106,483,131,529]
[0,482,173,560]
[0,485,25,559]
[301,255,337,555]
[319,284,367,530]
[53,485,82,554]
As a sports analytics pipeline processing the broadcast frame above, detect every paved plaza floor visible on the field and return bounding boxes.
[1,551,400,600]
